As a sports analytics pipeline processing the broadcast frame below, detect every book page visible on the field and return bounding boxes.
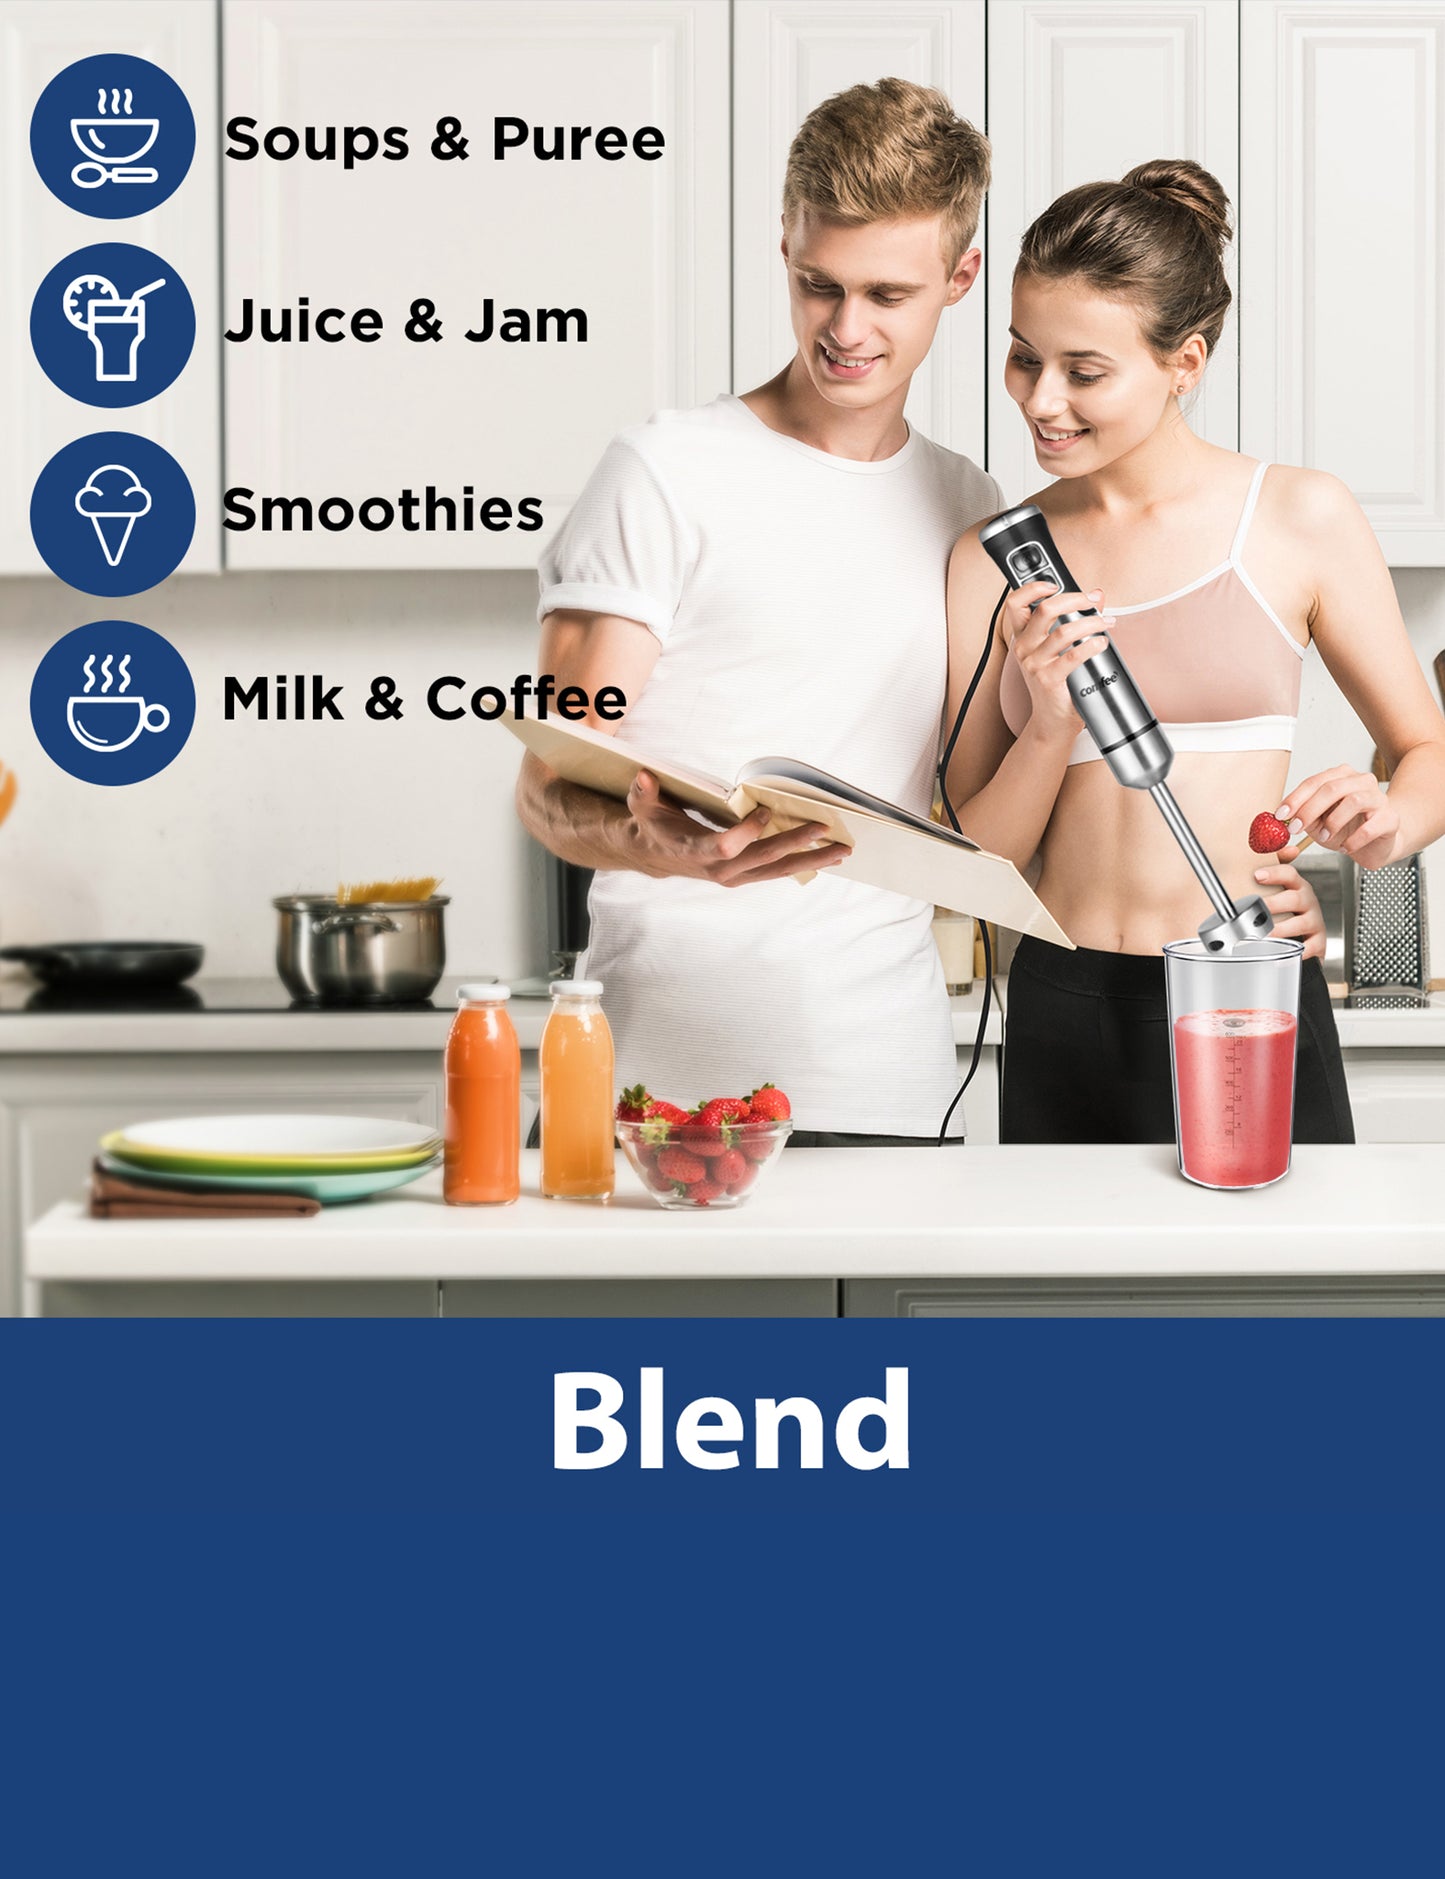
[737,757,978,850]
[504,715,740,825]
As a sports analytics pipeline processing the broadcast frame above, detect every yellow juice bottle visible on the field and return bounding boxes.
[539,979,615,1201]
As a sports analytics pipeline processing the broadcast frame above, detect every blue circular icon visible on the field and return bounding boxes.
[31,243,194,406]
[31,621,195,786]
[31,434,195,597]
[30,54,194,217]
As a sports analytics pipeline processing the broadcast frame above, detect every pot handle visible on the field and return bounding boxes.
[312,911,400,937]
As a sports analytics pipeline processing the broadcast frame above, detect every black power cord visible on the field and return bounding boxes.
[936,587,1009,1146]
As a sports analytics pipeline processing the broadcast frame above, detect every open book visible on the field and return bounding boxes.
[505,714,1073,949]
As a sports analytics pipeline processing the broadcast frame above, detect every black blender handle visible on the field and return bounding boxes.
[979,504,1172,791]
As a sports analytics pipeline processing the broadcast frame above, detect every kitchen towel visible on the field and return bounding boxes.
[88,1161,321,1220]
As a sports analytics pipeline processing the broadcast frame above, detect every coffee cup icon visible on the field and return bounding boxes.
[67,693,169,752]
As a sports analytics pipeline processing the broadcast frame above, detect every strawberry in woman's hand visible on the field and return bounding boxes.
[748,1083,791,1122]
[1248,811,1291,855]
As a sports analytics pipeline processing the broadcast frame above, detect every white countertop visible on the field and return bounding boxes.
[2,984,1441,1054]
[25,1145,1444,1283]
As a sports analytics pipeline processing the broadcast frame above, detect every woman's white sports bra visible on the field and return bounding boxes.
[999,461,1306,763]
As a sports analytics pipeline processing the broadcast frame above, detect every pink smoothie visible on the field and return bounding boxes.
[1171,1008,1297,1188]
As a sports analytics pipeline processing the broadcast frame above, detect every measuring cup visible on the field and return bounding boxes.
[1163,937,1303,1189]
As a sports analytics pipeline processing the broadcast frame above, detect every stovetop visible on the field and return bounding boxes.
[0,975,469,1015]
[0,974,561,1015]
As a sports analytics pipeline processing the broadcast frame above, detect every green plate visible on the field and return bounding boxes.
[99,1151,442,1206]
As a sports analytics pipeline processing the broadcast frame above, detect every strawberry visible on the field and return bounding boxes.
[726,1160,759,1193]
[748,1083,791,1122]
[690,1180,727,1205]
[679,1125,730,1159]
[1248,811,1291,855]
[714,1148,748,1187]
[656,1145,706,1185]
[739,1130,776,1162]
[615,1084,653,1123]
[638,1099,691,1149]
[692,1097,751,1128]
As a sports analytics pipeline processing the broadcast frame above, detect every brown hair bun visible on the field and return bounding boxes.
[1123,158,1232,253]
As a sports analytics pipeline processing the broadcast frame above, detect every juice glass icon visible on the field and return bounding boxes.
[89,298,145,381]
[1164,937,1303,1189]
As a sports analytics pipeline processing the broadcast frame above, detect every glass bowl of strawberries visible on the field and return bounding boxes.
[614,1084,793,1209]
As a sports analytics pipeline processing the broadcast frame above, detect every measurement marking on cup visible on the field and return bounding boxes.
[1222,1019,1247,1138]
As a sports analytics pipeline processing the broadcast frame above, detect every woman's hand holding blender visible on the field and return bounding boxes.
[1003,580,1115,743]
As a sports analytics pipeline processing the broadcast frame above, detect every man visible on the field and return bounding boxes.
[517,79,1001,1142]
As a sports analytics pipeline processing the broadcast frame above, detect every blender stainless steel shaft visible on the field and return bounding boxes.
[979,504,1271,953]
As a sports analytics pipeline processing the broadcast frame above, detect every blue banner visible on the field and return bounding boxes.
[3,1320,1442,1875]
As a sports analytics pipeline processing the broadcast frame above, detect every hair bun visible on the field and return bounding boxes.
[1123,158,1232,250]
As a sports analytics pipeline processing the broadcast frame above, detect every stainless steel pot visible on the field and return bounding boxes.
[273,895,449,1003]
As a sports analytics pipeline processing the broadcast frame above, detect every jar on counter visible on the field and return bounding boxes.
[540,979,614,1201]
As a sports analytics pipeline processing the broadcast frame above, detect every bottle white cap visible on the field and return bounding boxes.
[549,978,603,997]
[458,981,508,1002]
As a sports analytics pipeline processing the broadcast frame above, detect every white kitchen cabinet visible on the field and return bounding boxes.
[731,0,987,454]
[1240,1,1445,565]
[986,0,1240,502]
[1341,1048,1445,1142]
[0,0,221,573]
[221,0,729,571]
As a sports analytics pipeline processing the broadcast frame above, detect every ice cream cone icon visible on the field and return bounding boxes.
[74,464,152,568]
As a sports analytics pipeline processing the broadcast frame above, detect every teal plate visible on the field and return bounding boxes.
[99,1151,441,1206]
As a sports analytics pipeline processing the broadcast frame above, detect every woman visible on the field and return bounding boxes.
[945,159,1445,1144]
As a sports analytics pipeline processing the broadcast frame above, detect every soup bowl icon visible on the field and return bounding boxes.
[70,118,160,166]
[67,694,169,753]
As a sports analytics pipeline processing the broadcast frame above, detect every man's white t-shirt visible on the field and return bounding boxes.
[538,393,1002,1136]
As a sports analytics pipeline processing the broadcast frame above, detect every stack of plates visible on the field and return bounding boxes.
[99,1115,443,1204]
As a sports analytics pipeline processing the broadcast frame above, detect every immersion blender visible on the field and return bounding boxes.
[979,505,1271,953]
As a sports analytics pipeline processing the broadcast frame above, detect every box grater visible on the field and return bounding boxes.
[1342,852,1430,1007]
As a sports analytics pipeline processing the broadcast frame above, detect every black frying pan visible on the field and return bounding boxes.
[0,942,204,991]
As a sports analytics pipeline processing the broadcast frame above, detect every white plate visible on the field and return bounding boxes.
[113,1114,442,1163]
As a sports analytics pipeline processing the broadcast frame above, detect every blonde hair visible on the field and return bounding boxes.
[783,78,991,266]
[1016,158,1233,361]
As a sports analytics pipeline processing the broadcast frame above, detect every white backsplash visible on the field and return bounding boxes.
[1,566,1442,983]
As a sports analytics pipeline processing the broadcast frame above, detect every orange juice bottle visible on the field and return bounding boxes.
[540,979,615,1201]
[444,983,520,1206]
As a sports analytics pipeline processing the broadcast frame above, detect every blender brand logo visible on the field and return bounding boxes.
[30,53,196,217]
[554,1367,909,1471]
[31,621,195,787]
